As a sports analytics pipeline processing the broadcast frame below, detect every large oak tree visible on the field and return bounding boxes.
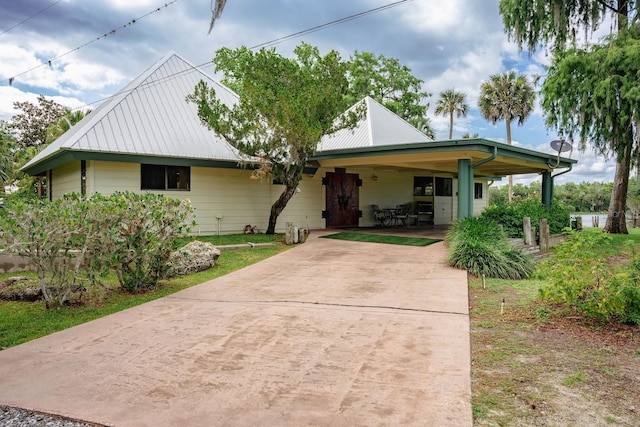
[188,43,362,234]
[345,51,433,137]
[500,0,639,233]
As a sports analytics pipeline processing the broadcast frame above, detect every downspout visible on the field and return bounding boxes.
[471,146,498,169]
[551,164,573,179]
[470,146,498,215]
[549,163,573,202]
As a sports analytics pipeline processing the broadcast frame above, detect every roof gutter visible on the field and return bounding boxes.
[471,146,497,168]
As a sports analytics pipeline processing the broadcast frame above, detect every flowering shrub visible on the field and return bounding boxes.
[0,192,194,307]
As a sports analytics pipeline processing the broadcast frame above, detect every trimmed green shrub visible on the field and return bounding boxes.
[0,192,194,306]
[538,229,640,324]
[481,199,570,238]
[446,217,534,279]
[1,194,113,307]
[101,192,195,292]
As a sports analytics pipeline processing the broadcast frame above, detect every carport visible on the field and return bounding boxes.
[311,138,577,219]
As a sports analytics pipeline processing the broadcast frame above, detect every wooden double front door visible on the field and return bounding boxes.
[324,172,360,227]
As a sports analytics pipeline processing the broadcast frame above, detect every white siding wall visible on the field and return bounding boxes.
[354,170,413,226]
[86,161,325,235]
[90,161,139,194]
[271,171,325,231]
[473,181,488,216]
[51,161,491,235]
[51,161,81,199]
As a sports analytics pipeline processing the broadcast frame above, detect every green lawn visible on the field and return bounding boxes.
[0,235,289,349]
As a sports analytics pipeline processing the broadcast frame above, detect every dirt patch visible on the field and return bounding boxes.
[470,280,640,426]
[0,276,41,301]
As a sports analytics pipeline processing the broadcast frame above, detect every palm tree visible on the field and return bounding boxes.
[435,89,469,139]
[46,109,91,144]
[478,71,535,202]
[409,116,435,139]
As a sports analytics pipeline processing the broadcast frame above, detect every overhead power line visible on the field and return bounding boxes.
[250,0,412,50]
[9,0,414,111]
[5,0,183,86]
[0,0,64,37]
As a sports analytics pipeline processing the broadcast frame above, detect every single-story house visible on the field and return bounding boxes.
[22,52,576,234]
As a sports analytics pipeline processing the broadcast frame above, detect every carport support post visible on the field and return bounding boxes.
[542,171,553,207]
[457,159,473,219]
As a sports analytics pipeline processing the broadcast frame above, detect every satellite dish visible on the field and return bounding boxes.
[550,139,572,153]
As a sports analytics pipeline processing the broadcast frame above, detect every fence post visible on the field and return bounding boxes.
[539,218,550,252]
[523,217,532,245]
[285,222,295,245]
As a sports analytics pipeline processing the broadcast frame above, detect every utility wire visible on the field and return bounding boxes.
[0,0,64,37]
[250,0,412,50]
[6,0,183,86]
[72,0,415,111]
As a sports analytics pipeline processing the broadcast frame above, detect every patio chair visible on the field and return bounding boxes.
[372,204,389,226]
[394,203,411,226]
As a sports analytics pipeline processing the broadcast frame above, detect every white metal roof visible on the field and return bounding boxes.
[317,96,432,152]
[23,52,244,171]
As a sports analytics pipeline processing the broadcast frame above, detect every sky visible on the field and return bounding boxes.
[0,0,618,185]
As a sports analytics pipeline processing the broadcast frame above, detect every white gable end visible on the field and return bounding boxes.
[317,96,432,152]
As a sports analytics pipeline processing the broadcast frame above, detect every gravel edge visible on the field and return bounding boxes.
[0,406,105,427]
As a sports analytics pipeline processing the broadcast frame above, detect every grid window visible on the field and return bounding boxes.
[474,182,483,199]
[141,164,190,191]
[435,177,452,197]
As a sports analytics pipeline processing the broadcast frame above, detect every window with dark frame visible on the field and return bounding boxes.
[474,182,483,199]
[435,177,452,197]
[81,160,86,196]
[413,176,434,196]
[141,164,190,191]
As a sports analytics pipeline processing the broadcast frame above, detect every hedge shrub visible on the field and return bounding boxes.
[481,199,570,238]
[0,192,194,307]
[538,229,640,324]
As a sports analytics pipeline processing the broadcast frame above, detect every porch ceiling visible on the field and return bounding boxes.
[310,138,576,178]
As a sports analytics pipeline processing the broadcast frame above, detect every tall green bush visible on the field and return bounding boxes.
[481,199,570,238]
[0,192,194,307]
[446,217,534,279]
[102,192,195,292]
[1,194,113,307]
[538,229,640,324]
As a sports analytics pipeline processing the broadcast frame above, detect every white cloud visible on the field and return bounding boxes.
[0,86,85,122]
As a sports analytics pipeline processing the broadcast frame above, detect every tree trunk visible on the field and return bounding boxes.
[506,119,513,203]
[604,141,631,234]
[266,185,297,235]
[449,112,453,139]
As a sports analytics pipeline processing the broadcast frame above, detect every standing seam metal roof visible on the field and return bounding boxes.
[317,96,432,151]
[22,52,245,171]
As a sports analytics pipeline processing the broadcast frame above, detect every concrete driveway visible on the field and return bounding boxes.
[0,232,471,426]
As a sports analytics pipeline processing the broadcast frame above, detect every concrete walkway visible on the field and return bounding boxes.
[0,232,471,427]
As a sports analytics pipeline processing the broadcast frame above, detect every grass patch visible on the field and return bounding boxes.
[320,232,440,246]
[470,246,640,426]
[0,244,288,349]
[174,233,281,248]
[562,372,590,387]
